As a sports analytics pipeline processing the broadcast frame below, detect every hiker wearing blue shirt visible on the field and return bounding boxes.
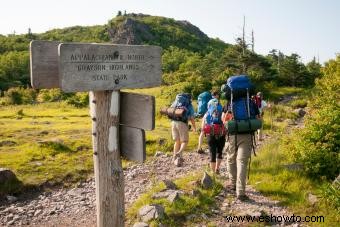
[171,94,196,166]
[202,96,226,174]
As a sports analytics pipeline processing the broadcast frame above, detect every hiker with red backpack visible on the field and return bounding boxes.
[221,75,261,201]
[202,97,226,174]
[196,91,219,154]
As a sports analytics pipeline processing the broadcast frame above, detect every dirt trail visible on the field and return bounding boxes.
[0,95,305,226]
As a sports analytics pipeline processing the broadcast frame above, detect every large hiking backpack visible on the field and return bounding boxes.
[196,91,212,117]
[226,98,262,133]
[221,75,255,100]
[203,99,226,137]
[221,75,262,134]
[160,93,191,122]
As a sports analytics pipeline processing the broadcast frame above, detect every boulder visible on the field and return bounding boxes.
[201,172,213,189]
[308,193,318,205]
[293,108,306,117]
[0,168,17,184]
[0,140,17,147]
[167,191,180,203]
[332,174,340,190]
[138,204,164,222]
[162,180,177,190]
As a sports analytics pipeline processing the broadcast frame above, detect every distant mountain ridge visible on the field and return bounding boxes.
[38,13,227,53]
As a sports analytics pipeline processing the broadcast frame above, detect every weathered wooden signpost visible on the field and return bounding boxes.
[30,40,162,227]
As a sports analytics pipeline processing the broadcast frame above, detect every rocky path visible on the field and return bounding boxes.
[0,134,298,227]
[0,151,209,226]
[0,97,305,226]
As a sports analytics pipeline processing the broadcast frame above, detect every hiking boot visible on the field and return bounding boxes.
[224,182,236,191]
[196,148,204,154]
[174,157,183,167]
[215,169,220,175]
[237,194,250,202]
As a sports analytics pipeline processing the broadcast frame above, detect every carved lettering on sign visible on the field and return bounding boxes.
[59,43,162,92]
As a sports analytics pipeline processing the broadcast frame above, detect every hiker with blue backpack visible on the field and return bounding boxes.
[196,91,219,154]
[161,93,196,166]
[221,75,261,201]
[202,95,226,174]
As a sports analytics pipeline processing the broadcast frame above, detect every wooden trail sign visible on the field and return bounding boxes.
[30,41,156,131]
[120,92,155,130]
[120,126,146,162]
[30,40,60,89]
[59,43,162,92]
[30,40,161,227]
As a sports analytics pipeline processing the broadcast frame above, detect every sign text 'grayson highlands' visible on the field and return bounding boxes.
[59,43,161,92]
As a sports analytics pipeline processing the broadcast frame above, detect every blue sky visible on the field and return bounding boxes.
[1,0,339,63]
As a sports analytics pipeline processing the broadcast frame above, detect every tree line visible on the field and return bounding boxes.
[0,14,322,97]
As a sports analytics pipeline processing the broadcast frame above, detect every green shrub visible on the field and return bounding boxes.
[287,56,340,180]
[290,99,308,108]
[3,87,37,105]
[320,183,340,212]
[37,88,71,102]
[65,92,89,108]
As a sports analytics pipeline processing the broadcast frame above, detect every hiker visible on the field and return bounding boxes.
[221,75,261,201]
[196,91,219,154]
[170,93,196,165]
[202,97,226,174]
[255,92,268,141]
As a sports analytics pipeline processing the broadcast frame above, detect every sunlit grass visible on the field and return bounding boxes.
[0,85,308,195]
[249,135,339,226]
[0,103,93,193]
[127,171,223,226]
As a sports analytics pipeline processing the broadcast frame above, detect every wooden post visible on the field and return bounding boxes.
[90,91,124,227]
[30,41,162,226]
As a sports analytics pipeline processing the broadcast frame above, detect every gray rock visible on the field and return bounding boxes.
[0,140,17,147]
[293,108,306,117]
[167,191,180,203]
[152,190,181,201]
[133,222,149,227]
[7,220,15,225]
[138,204,164,222]
[162,179,177,190]
[0,168,18,184]
[332,174,340,190]
[308,193,318,205]
[34,209,43,217]
[283,163,303,171]
[6,195,18,203]
[201,172,213,189]
[185,214,197,221]
[154,151,163,157]
[201,213,208,220]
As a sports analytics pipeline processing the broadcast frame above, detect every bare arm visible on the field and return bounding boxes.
[190,117,196,132]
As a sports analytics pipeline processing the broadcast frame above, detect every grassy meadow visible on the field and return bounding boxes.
[0,87,201,193]
[0,86,302,194]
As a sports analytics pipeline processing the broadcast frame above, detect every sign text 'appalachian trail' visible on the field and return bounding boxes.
[59,43,162,92]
